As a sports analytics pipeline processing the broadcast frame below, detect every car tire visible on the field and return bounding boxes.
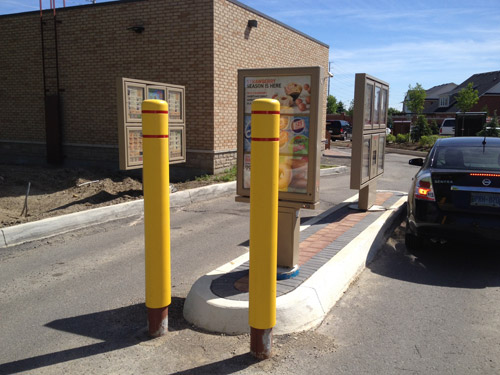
[405,231,423,251]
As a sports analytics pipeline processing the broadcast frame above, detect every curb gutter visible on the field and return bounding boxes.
[183,195,407,335]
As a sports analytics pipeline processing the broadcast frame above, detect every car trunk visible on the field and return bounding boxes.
[432,171,500,215]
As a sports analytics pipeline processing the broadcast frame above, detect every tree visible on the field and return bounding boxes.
[456,82,479,113]
[388,107,403,116]
[411,115,432,142]
[477,110,499,137]
[337,101,346,114]
[404,83,426,115]
[346,99,354,117]
[327,95,338,114]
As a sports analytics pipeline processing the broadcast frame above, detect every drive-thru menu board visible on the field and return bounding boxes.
[350,73,389,200]
[117,78,186,170]
[237,67,324,207]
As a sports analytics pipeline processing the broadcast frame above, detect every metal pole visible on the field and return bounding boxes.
[328,61,332,96]
[142,100,171,337]
[249,98,280,359]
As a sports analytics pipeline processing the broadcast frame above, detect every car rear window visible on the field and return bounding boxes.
[441,120,455,127]
[432,146,500,171]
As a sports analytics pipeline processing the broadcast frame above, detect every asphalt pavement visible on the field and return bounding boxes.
[0,147,412,337]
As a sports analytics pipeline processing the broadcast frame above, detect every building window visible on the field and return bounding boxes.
[439,96,449,107]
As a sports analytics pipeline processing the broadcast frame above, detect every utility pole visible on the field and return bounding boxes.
[327,61,333,96]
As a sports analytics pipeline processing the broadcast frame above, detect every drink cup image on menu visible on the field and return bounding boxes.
[244,116,252,152]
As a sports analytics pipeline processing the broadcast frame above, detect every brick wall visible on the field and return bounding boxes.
[0,13,45,142]
[212,0,329,172]
[0,0,328,173]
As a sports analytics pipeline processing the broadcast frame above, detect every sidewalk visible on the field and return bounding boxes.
[184,191,407,335]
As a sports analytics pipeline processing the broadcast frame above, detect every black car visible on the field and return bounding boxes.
[406,137,500,250]
[326,120,351,141]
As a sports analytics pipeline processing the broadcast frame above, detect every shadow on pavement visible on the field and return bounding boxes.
[48,189,142,212]
[368,224,500,289]
[0,298,188,374]
[171,353,259,375]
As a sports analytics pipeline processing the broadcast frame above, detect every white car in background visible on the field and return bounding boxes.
[439,118,456,136]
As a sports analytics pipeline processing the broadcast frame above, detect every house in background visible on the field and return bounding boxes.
[403,71,500,125]
[425,71,500,115]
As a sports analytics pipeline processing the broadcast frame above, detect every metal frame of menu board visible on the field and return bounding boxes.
[236,66,324,207]
[350,73,389,191]
[117,77,186,170]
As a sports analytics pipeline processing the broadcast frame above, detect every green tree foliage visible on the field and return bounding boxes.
[346,99,354,117]
[327,95,338,114]
[477,110,499,137]
[456,82,479,112]
[337,101,346,113]
[429,120,439,135]
[388,107,403,116]
[405,83,426,115]
[411,115,432,142]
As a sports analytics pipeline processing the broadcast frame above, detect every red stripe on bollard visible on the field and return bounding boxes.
[251,111,280,115]
[142,110,169,114]
[251,137,279,142]
[142,135,169,139]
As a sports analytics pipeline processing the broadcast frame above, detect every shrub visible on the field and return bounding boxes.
[430,120,439,135]
[386,133,396,143]
[419,135,439,147]
[477,110,499,137]
[396,133,409,143]
[411,115,432,142]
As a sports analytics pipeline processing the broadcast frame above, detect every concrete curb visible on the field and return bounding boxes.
[320,165,348,176]
[183,194,407,335]
[0,167,348,249]
[385,147,428,157]
[0,181,237,248]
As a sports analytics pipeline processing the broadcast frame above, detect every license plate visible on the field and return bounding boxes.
[470,192,500,208]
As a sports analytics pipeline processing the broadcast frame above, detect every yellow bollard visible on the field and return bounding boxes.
[142,99,171,337]
[248,98,280,359]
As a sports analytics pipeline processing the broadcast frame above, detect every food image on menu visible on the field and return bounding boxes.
[280,115,291,130]
[278,95,294,107]
[277,155,308,193]
[279,130,289,149]
[288,155,308,191]
[289,134,309,155]
[284,82,303,100]
[278,156,293,191]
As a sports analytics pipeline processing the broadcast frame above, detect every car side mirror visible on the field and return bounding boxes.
[409,158,424,166]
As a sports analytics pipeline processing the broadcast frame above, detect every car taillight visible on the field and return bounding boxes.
[340,128,344,133]
[415,172,436,201]
[439,128,442,134]
[470,173,500,177]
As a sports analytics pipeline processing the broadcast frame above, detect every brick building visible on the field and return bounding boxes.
[0,0,329,175]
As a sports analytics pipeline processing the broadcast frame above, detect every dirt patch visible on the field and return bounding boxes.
[0,164,221,228]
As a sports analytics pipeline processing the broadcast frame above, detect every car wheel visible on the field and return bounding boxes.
[405,231,423,251]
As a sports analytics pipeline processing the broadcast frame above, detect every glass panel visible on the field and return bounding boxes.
[362,135,371,182]
[381,89,388,124]
[168,90,183,121]
[378,134,385,174]
[374,86,381,125]
[364,83,373,125]
[169,128,183,159]
[147,87,165,100]
[126,85,144,121]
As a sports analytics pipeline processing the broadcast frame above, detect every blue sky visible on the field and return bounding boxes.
[3,0,500,110]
